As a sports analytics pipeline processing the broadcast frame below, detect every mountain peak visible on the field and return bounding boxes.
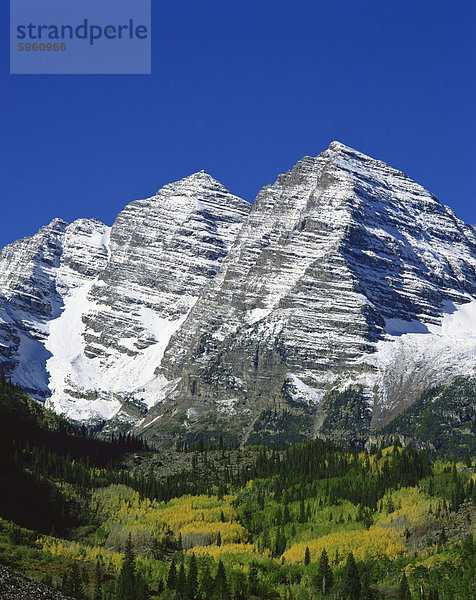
[326,140,376,163]
[156,170,229,196]
[45,217,68,230]
[327,140,355,153]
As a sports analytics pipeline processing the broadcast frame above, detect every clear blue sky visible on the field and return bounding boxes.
[1,1,475,248]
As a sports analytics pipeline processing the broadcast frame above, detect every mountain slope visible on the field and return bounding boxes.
[144,142,476,445]
[381,375,476,458]
[0,174,250,425]
[0,218,110,398]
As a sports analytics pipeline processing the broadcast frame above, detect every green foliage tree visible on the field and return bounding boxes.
[135,573,149,600]
[273,526,286,557]
[428,587,440,600]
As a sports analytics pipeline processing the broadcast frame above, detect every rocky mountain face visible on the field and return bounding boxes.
[381,375,476,459]
[0,173,250,425]
[148,142,476,446]
[1,142,476,447]
[0,218,110,399]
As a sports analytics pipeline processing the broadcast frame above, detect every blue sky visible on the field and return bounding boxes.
[0,0,475,248]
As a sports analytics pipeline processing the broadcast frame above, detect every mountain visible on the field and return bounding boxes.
[145,142,476,446]
[0,173,250,426]
[1,142,476,448]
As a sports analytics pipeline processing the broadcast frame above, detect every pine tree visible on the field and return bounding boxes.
[93,561,102,600]
[62,571,73,597]
[187,554,198,600]
[261,528,270,551]
[273,526,286,557]
[177,563,186,598]
[215,560,230,600]
[343,553,360,600]
[428,587,440,600]
[299,497,306,523]
[167,556,177,589]
[135,573,149,600]
[304,546,311,566]
[360,568,374,600]
[315,549,333,595]
[70,562,84,600]
[398,572,412,600]
[248,561,259,596]
[199,563,214,600]
[115,535,136,600]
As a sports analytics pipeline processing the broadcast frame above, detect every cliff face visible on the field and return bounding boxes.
[1,142,476,447]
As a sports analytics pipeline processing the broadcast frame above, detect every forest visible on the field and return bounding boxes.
[0,378,475,599]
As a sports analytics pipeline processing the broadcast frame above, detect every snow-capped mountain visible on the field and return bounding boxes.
[0,173,250,424]
[148,142,476,444]
[1,142,476,446]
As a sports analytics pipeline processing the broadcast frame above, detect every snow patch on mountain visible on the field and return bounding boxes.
[356,298,476,424]
[286,373,325,405]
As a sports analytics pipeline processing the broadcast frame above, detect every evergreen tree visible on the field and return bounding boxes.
[102,580,115,600]
[115,535,136,600]
[135,573,149,600]
[428,587,440,600]
[343,553,361,600]
[283,504,290,524]
[299,497,306,523]
[70,562,84,600]
[61,571,73,597]
[177,563,186,598]
[360,568,374,600]
[215,560,230,600]
[151,537,164,561]
[248,561,259,596]
[315,549,333,595]
[273,526,286,557]
[261,528,270,551]
[304,546,311,566]
[187,553,198,600]
[398,572,412,600]
[167,556,177,589]
[199,563,214,600]
[438,528,447,548]
[93,561,102,600]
